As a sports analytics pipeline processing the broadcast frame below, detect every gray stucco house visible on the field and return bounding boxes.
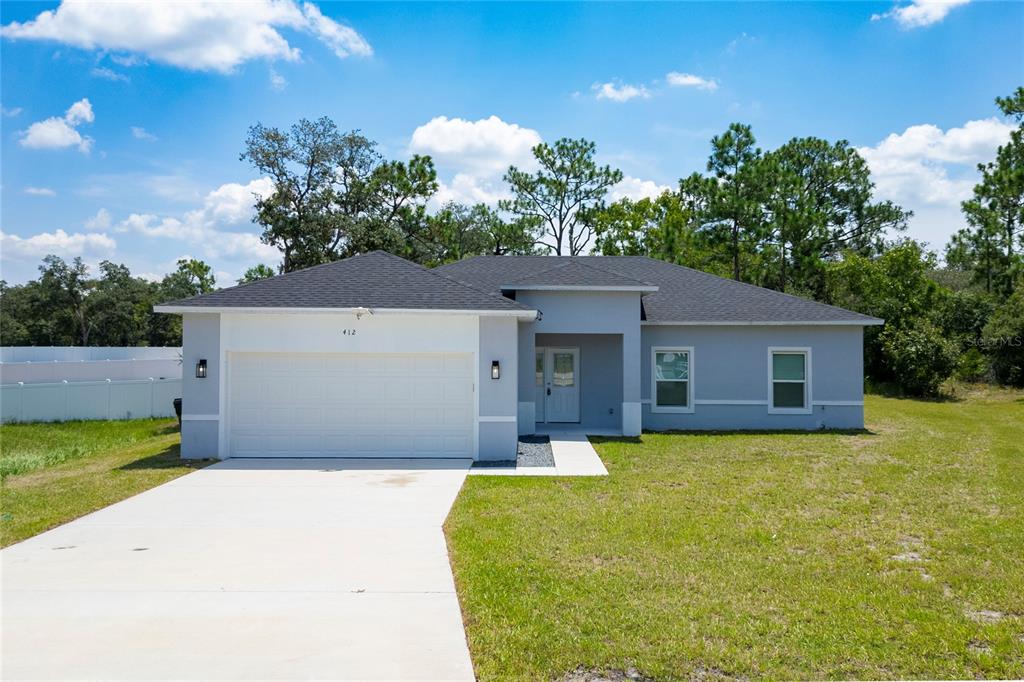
[155,250,882,461]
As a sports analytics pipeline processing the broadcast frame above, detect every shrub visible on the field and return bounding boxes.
[879,321,958,396]
[954,347,990,382]
[982,289,1024,386]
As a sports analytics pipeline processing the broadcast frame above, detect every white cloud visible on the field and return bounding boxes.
[91,66,128,82]
[2,105,23,117]
[19,98,94,152]
[110,54,142,67]
[0,229,115,260]
[116,177,279,262]
[410,115,543,210]
[84,208,111,231]
[64,98,94,124]
[431,174,510,209]
[609,176,672,202]
[409,115,541,175]
[269,67,287,90]
[665,72,719,91]
[300,1,372,58]
[858,117,1013,247]
[592,81,651,102]
[130,126,157,141]
[24,187,57,197]
[1,0,371,73]
[872,0,971,28]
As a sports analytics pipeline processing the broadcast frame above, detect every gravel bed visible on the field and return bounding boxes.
[516,435,554,467]
[472,436,554,468]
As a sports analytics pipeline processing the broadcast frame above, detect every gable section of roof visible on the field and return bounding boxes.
[502,259,657,290]
[590,256,882,324]
[157,250,531,312]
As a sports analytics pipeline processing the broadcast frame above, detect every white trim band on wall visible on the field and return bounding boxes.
[182,414,219,421]
[477,415,517,423]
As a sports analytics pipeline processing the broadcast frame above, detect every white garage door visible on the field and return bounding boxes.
[228,352,474,458]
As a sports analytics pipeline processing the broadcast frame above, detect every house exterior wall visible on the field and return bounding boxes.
[535,333,622,430]
[641,324,865,430]
[179,311,520,460]
[180,313,221,458]
[477,316,519,460]
[515,290,643,435]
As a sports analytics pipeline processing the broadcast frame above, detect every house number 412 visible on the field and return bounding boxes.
[341,329,357,336]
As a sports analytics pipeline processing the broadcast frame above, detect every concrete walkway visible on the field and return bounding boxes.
[469,432,609,477]
[2,458,475,681]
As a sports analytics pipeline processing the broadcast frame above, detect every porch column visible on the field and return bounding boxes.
[622,328,641,436]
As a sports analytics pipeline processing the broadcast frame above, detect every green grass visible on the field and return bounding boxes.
[445,390,1024,680]
[0,418,181,478]
[1,419,209,547]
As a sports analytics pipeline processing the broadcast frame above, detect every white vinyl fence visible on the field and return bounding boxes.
[0,358,181,384]
[1,346,180,363]
[1,378,181,423]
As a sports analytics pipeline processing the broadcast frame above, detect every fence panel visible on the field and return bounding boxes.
[0,358,181,384]
[0,346,180,363]
[0,378,182,423]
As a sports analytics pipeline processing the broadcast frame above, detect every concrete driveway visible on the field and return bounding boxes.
[2,458,475,681]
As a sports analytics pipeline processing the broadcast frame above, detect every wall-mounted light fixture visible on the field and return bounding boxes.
[196,359,208,379]
[491,360,500,380]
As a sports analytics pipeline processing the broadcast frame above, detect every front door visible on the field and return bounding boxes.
[543,347,580,423]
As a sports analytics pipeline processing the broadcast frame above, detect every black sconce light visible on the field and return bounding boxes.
[196,359,208,379]
[491,360,500,380]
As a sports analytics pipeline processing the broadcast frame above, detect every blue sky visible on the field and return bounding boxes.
[1,1,1021,285]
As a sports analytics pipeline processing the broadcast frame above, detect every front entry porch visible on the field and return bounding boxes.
[523,333,630,436]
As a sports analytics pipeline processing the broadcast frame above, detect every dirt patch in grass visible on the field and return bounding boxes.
[560,666,655,682]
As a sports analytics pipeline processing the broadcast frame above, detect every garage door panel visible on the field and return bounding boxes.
[443,382,472,402]
[229,352,475,458]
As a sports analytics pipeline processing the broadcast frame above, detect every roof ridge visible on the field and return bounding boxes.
[634,255,879,320]
[503,257,654,287]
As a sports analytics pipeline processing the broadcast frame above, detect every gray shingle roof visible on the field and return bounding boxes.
[503,259,656,289]
[436,255,882,324]
[158,251,531,312]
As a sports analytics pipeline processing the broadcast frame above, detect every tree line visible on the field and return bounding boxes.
[2,88,1021,393]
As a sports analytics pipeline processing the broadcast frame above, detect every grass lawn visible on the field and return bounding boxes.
[1,419,209,547]
[446,389,1024,680]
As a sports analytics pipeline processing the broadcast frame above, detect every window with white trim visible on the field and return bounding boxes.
[652,347,693,412]
[770,350,808,410]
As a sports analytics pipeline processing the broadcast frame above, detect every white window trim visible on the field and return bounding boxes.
[767,347,812,415]
[651,346,695,414]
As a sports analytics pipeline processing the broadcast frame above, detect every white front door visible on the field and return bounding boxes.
[543,347,580,423]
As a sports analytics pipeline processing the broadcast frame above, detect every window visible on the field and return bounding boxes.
[552,351,575,387]
[652,347,693,413]
[535,351,544,387]
[768,348,811,413]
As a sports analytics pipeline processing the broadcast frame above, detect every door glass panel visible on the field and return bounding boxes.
[772,353,805,381]
[552,352,575,387]
[773,381,805,408]
[655,351,688,381]
[535,352,544,386]
[657,380,688,407]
